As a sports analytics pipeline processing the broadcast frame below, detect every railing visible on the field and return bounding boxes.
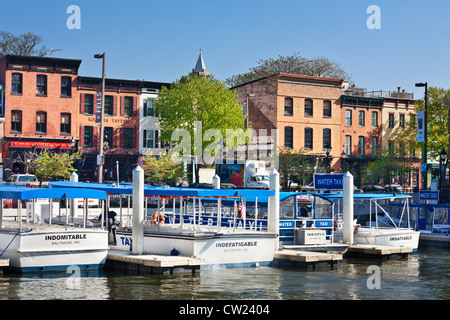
[343,90,414,100]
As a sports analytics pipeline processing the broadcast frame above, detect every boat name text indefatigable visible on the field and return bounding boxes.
[216,241,257,248]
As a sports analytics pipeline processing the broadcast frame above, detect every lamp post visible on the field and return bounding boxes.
[440,149,447,198]
[415,82,428,189]
[341,150,346,172]
[94,53,105,183]
[323,143,332,172]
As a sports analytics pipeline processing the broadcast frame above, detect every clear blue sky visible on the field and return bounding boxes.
[1,0,450,99]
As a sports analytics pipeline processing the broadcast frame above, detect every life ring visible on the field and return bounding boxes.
[152,212,165,225]
[333,220,338,231]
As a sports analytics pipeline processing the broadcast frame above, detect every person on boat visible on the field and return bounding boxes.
[98,210,117,243]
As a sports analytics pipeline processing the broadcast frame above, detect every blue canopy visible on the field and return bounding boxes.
[48,181,275,199]
[318,193,412,200]
[0,187,107,200]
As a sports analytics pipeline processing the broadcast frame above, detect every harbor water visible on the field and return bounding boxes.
[0,247,447,301]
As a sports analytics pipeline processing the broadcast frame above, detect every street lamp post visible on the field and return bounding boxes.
[440,149,447,201]
[94,53,105,183]
[323,143,332,172]
[415,82,428,189]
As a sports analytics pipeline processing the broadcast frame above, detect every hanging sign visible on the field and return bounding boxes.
[417,111,425,142]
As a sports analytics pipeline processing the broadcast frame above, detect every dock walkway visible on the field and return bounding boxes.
[105,249,205,274]
[272,249,343,269]
[347,244,412,259]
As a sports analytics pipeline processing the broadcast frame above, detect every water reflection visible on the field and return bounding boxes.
[0,248,447,300]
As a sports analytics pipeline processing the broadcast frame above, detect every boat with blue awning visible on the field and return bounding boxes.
[0,186,109,273]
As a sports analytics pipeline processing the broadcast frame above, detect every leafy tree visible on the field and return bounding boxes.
[155,73,250,180]
[278,147,327,189]
[29,150,81,185]
[362,147,411,189]
[141,154,184,186]
[0,30,48,56]
[225,52,352,87]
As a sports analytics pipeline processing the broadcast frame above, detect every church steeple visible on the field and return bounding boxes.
[192,49,211,76]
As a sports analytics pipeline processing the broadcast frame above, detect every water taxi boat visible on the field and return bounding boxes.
[0,187,109,273]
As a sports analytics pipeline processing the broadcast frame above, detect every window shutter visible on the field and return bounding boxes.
[133,97,138,116]
[120,97,125,116]
[113,96,117,116]
[143,100,147,117]
[80,94,85,114]
[120,128,124,148]
[93,126,98,149]
[132,128,136,149]
[155,130,159,148]
[113,128,119,148]
[79,126,84,146]
[143,130,147,148]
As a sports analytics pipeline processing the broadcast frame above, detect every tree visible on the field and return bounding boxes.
[141,154,184,186]
[29,150,81,185]
[225,52,352,87]
[155,73,250,180]
[278,147,327,189]
[0,30,48,56]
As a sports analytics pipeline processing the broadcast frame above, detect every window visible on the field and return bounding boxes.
[323,100,331,118]
[372,137,378,157]
[60,113,71,135]
[104,127,113,148]
[123,128,133,148]
[36,112,47,134]
[284,97,293,116]
[323,128,331,150]
[304,99,313,117]
[143,130,159,148]
[144,98,156,117]
[84,94,94,115]
[83,126,94,148]
[345,109,352,126]
[345,135,352,156]
[389,141,395,155]
[358,136,365,157]
[388,113,394,128]
[61,76,72,97]
[11,73,22,94]
[123,97,133,117]
[36,75,47,96]
[400,114,405,128]
[304,128,313,150]
[104,95,114,116]
[359,111,365,127]
[11,110,22,132]
[372,111,378,128]
[284,126,293,149]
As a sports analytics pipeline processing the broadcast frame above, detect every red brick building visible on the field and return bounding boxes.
[0,55,80,177]
[77,76,141,182]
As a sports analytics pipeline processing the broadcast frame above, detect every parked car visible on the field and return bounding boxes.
[5,174,40,187]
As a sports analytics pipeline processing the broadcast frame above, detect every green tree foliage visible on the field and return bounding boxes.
[29,150,81,185]
[141,154,184,186]
[225,52,352,87]
[278,147,327,189]
[155,73,249,176]
[0,30,48,56]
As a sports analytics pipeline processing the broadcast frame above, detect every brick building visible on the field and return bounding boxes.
[0,55,80,177]
[233,73,345,172]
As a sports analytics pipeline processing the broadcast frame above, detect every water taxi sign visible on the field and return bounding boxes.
[419,190,439,201]
[314,173,344,190]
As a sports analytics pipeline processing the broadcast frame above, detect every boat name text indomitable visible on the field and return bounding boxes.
[45,234,87,241]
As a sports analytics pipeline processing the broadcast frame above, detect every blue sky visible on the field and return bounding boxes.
[1,0,450,99]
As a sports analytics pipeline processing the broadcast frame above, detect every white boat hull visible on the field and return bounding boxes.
[0,228,109,273]
[335,228,420,251]
[114,228,278,267]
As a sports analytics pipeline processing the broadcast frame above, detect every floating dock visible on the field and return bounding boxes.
[271,249,343,269]
[105,250,205,274]
[346,244,412,259]
[0,258,9,274]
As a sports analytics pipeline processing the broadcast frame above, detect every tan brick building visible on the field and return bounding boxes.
[233,73,345,172]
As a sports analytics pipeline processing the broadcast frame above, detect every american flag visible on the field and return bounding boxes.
[238,197,245,219]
